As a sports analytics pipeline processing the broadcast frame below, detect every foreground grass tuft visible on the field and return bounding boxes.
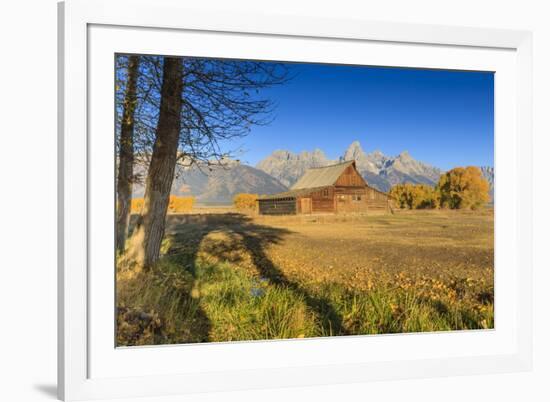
[117,258,493,346]
[117,258,320,345]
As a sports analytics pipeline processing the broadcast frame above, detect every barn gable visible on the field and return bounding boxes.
[291,161,360,190]
[334,163,368,187]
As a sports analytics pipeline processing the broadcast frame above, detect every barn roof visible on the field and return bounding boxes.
[258,186,329,201]
[291,160,355,190]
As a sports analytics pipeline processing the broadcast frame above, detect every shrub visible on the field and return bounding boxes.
[233,193,258,211]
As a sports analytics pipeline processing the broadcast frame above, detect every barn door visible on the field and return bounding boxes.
[301,198,312,214]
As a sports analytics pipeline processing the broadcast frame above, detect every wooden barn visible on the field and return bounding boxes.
[258,160,392,215]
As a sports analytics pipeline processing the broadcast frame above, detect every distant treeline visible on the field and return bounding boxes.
[131,195,195,214]
[390,166,490,210]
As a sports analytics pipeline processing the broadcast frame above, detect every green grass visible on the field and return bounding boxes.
[117,256,494,346]
[117,259,317,345]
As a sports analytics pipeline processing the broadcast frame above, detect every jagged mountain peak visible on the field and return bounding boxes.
[300,148,328,160]
[311,148,326,155]
[256,148,333,187]
[369,149,384,157]
[391,151,415,168]
[346,140,364,152]
[343,140,365,160]
[257,141,445,192]
[397,150,411,159]
[271,149,294,160]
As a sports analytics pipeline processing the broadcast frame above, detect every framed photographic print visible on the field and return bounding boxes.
[58,0,533,400]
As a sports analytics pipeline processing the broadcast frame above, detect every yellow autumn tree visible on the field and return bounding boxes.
[390,184,412,209]
[410,184,439,209]
[233,193,258,211]
[131,196,194,214]
[436,166,490,210]
[130,198,145,214]
[167,195,194,213]
[389,183,438,209]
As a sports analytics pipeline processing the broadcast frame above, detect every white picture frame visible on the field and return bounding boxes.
[58,0,533,400]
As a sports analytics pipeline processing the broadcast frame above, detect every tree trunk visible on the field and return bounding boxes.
[116,56,140,252]
[128,57,183,268]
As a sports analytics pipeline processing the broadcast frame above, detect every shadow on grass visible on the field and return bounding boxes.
[163,213,345,337]
[118,216,215,345]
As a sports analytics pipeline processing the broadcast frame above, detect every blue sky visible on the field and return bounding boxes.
[226,63,494,171]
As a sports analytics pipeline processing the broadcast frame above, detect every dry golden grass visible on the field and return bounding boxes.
[117,208,494,345]
[253,209,494,284]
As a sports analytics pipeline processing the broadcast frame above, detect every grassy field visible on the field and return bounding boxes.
[116,209,494,346]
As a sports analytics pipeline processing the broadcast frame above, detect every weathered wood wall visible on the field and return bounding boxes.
[309,187,336,213]
[334,165,367,187]
[365,187,390,212]
[258,198,297,215]
[258,188,390,215]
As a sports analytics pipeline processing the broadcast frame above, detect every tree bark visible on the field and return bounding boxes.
[128,57,183,268]
[116,55,140,253]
